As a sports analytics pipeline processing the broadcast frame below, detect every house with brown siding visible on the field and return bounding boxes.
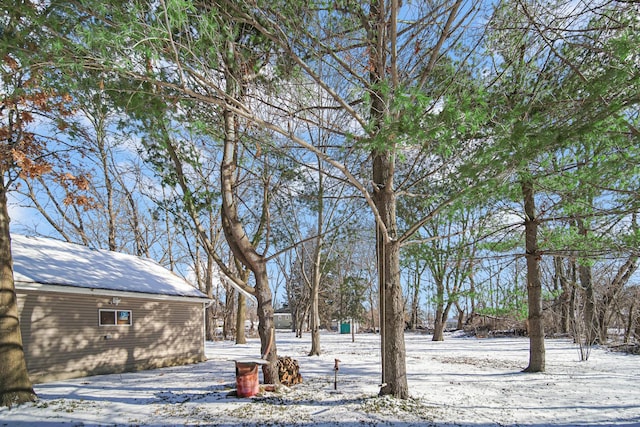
[12,234,211,383]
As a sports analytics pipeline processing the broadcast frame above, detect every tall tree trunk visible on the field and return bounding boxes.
[204,250,216,341]
[221,47,277,382]
[569,259,578,338]
[370,0,408,399]
[205,306,217,341]
[598,256,638,343]
[369,288,377,333]
[377,237,407,398]
[432,310,445,341]
[374,152,408,398]
[575,217,598,345]
[432,277,445,341]
[522,179,545,372]
[434,300,454,341]
[579,263,596,343]
[625,300,635,344]
[0,182,36,407]
[121,183,148,257]
[455,302,465,330]
[309,160,324,356]
[233,263,251,345]
[222,137,277,380]
[469,270,477,315]
[253,265,277,382]
[409,268,420,330]
[223,283,235,340]
[297,303,310,338]
[236,292,247,344]
[164,186,176,272]
[292,304,300,336]
[554,257,571,334]
[308,266,320,355]
[95,113,117,252]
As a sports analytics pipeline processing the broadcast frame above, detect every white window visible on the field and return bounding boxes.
[99,309,132,326]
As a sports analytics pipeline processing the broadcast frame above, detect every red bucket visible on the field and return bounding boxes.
[235,362,259,397]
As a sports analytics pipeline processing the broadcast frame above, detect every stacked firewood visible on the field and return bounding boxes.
[277,356,302,386]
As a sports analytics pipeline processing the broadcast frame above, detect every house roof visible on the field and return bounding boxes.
[11,234,208,300]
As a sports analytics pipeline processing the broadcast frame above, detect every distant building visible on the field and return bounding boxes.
[274,307,293,329]
[12,235,211,383]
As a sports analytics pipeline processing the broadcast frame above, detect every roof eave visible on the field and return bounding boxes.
[15,281,212,304]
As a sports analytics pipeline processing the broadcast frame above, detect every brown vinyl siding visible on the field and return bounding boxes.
[17,289,206,383]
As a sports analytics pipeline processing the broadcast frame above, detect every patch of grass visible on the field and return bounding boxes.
[227,399,312,426]
[360,395,437,422]
[34,399,88,414]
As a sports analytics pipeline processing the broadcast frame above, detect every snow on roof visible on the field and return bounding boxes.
[11,234,208,299]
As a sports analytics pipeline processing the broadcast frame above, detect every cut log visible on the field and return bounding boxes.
[277,356,302,386]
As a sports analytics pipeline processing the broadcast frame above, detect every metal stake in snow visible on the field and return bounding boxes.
[333,359,340,390]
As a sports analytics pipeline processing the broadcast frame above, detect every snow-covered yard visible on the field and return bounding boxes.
[2,331,639,426]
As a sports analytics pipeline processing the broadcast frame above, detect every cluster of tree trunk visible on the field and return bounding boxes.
[2,0,639,407]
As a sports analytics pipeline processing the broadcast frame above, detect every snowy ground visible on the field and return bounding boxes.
[2,330,639,426]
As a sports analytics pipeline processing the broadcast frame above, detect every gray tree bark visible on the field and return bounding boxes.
[522,179,545,372]
[0,180,37,407]
[369,0,408,398]
[221,43,278,382]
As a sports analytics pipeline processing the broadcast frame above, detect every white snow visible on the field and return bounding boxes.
[11,234,207,299]
[2,330,639,426]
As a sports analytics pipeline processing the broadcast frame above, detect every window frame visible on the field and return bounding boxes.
[99,309,132,326]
